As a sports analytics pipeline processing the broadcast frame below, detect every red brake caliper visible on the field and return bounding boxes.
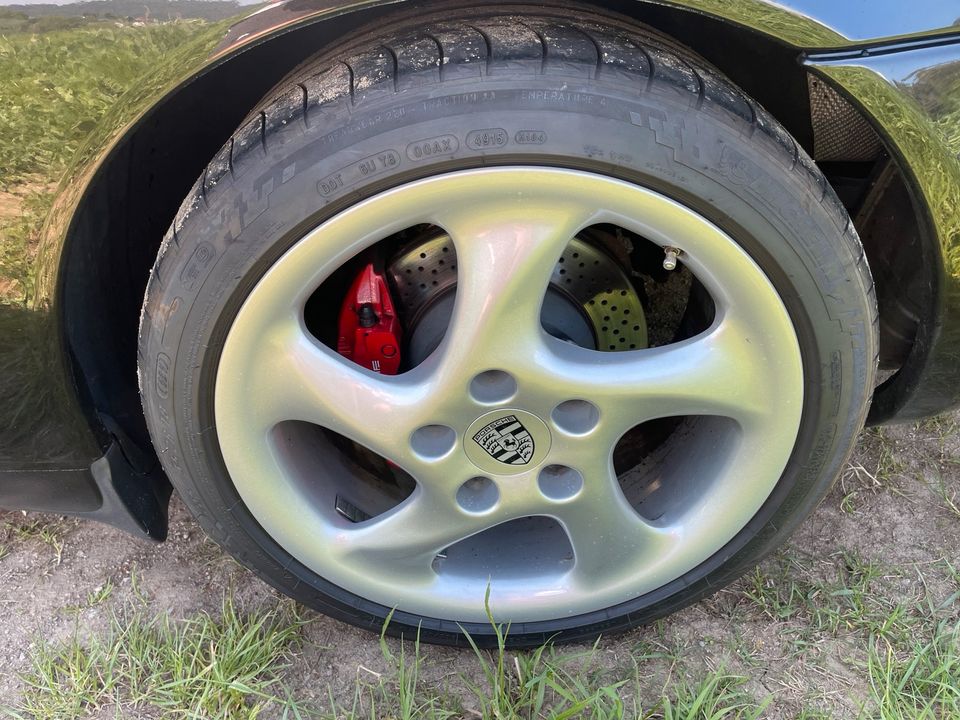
[336,263,402,374]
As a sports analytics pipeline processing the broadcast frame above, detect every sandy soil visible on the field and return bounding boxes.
[1,414,958,717]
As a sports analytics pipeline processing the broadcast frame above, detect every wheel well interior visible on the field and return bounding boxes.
[61,0,929,466]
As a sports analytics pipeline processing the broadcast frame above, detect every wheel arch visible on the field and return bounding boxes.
[50,0,944,473]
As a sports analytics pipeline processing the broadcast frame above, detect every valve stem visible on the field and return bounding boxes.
[662,247,682,271]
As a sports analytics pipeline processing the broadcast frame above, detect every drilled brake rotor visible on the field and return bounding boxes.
[387,232,647,352]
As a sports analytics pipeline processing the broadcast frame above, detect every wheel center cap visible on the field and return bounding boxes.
[464,409,552,476]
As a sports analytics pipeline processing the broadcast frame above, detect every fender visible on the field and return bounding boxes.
[1,0,958,536]
[806,43,960,422]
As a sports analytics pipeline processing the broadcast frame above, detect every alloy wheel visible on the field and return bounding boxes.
[215,167,804,622]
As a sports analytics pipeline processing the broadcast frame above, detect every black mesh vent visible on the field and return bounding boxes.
[809,75,883,162]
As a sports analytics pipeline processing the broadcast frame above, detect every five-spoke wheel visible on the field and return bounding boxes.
[216,169,804,622]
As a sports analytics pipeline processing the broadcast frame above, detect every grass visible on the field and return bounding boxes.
[9,596,309,720]
[64,580,117,616]
[86,580,115,607]
[840,428,911,513]
[3,517,68,565]
[0,23,213,185]
[743,550,916,657]
[456,592,633,718]
[868,621,960,719]
[661,672,770,720]
[931,472,960,520]
[739,547,960,718]
[9,594,780,719]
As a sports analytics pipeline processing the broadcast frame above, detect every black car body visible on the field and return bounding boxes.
[0,0,958,603]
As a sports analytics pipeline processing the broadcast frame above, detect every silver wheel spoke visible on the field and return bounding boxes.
[336,486,500,585]
[222,320,430,466]
[543,313,776,439]
[432,199,597,366]
[555,459,674,590]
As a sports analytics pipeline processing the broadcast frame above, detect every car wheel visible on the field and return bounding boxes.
[139,6,877,646]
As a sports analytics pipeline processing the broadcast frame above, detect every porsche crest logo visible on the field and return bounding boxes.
[471,415,535,465]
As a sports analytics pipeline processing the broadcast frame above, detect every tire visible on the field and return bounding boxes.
[139,5,877,647]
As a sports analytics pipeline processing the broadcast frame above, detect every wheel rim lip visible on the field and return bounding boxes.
[214,167,804,623]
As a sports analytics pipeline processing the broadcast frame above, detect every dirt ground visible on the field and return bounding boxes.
[1,413,958,717]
